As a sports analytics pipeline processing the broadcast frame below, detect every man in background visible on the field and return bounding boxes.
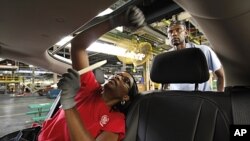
[167,21,225,92]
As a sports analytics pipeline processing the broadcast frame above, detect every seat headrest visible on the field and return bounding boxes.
[150,48,209,84]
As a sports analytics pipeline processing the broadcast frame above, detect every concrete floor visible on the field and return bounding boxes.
[0,94,54,137]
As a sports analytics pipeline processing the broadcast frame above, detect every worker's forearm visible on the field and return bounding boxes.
[217,78,224,92]
[71,15,120,70]
[71,16,119,50]
[214,68,225,92]
[64,108,95,141]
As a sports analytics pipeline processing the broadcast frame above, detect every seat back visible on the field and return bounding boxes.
[150,48,209,90]
[124,91,232,141]
[124,48,232,141]
[150,48,209,84]
[226,86,250,125]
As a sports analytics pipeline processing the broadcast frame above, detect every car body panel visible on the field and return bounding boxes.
[0,0,249,84]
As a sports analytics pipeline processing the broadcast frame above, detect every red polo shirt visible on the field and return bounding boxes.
[38,71,125,141]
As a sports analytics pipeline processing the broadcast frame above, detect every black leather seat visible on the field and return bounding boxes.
[123,48,234,141]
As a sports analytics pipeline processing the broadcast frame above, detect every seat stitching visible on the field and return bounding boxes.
[192,99,203,141]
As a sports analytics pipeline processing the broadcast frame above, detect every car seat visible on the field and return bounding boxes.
[123,48,232,141]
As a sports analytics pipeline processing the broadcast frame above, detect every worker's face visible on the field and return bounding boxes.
[167,24,187,46]
[104,72,133,100]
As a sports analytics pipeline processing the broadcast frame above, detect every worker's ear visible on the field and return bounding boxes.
[184,29,188,37]
[123,95,130,101]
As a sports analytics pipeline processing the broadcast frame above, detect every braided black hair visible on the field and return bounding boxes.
[112,72,138,115]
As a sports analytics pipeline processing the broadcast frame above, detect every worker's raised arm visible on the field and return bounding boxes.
[70,6,145,71]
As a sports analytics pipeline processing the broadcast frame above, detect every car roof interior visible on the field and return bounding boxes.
[0,0,250,140]
[0,0,249,86]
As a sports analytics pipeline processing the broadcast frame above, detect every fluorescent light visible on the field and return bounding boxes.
[87,42,145,60]
[97,8,113,17]
[55,36,73,46]
[16,70,53,74]
[54,37,145,61]
[88,42,126,55]
[0,65,18,69]
[115,26,123,32]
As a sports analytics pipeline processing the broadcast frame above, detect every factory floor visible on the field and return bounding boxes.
[0,94,54,137]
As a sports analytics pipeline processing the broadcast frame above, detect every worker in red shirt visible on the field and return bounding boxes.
[38,6,145,141]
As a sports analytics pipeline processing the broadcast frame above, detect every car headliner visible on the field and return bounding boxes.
[0,0,249,86]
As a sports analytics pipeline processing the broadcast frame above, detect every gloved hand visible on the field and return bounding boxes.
[111,6,145,30]
[57,68,80,110]
[125,6,145,28]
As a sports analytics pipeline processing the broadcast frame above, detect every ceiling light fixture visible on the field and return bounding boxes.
[97,8,113,17]
[55,36,73,46]
[54,36,145,61]
[87,42,145,60]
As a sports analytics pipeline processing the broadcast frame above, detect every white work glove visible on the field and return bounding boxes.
[57,68,80,110]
